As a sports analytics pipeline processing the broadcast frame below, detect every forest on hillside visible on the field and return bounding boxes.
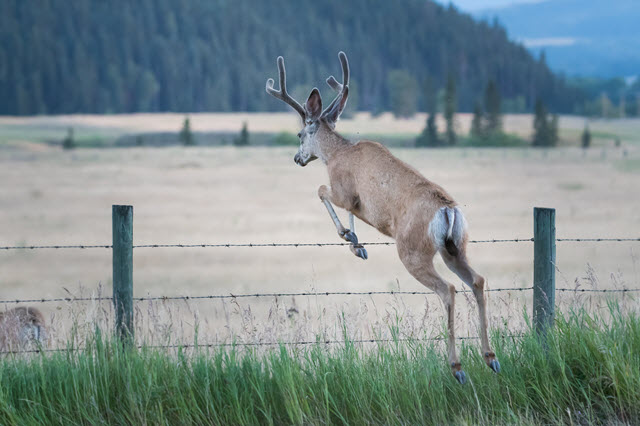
[0,0,587,115]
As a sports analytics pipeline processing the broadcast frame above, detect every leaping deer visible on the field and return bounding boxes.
[266,52,500,383]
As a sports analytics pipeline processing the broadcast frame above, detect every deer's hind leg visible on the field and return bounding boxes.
[397,243,466,384]
[318,185,367,260]
[440,249,500,373]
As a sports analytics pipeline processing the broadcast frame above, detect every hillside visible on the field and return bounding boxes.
[0,0,584,115]
[477,0,640,77]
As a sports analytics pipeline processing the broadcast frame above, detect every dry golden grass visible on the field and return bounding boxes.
[1,113,639,345]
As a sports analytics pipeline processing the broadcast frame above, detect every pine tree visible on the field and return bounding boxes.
[533,99,552,147]
[426,113,438,145]
[234,122,250,146]
[550,114,559,146]
[62,127,76,150]
[484,80,502,134]
[179,117,194,146]
[600,93,613,118]
[470,101,484,140]
[444,73,457,145]
[416,77,439,147]
[581,125,591,149]
[387,70,418,118]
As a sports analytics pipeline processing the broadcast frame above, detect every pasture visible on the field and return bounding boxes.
[1,112,639,423]
[1,113,639,344]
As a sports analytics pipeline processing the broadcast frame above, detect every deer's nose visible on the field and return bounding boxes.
[297,132,302,139]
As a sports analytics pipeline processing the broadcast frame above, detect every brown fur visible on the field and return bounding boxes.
[0,306,47,352]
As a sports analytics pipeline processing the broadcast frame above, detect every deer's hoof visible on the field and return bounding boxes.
[352,245,368,260]
[484,352,500,373]
[340,229,358,245]
[454,370,467,385]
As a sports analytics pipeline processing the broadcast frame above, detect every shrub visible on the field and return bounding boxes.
[179,117,195,146]
[62,127,75,150]
[272,131,298,146]
[233,122,250,146]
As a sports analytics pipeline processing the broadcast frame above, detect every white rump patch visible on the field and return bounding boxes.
[428,206,467,250]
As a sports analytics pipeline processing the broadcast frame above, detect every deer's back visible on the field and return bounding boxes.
[328,141,456,238]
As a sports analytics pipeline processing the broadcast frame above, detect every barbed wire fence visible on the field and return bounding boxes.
[4,285,640,307]
[1,205,639,355]
[2,237,639,251]
[3,334,530,355]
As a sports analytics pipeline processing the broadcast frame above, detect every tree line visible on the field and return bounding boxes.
[1,0,586,115]
[415,75,560,148]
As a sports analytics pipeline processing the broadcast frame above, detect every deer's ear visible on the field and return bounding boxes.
[305,88,323,122]
[324,86,349,123]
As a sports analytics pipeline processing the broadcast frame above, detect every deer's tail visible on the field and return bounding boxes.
[429,206,467,257]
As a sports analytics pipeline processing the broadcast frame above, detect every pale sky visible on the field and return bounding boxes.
[444,0,547,12]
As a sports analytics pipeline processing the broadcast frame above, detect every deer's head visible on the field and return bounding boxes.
[266,52,350,167]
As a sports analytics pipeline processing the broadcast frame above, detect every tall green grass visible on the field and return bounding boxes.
[1,305,639,425]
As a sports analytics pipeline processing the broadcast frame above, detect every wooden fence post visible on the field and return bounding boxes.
[112,205,133,343]
[533,207,556,333]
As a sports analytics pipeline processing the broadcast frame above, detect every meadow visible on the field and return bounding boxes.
[1,112,639,345]
[0,112,639,423]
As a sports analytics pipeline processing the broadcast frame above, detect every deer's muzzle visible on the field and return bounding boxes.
[294,153,307,167]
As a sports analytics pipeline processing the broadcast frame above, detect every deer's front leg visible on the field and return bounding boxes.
[318,185,367,260]
[347,212,368,260]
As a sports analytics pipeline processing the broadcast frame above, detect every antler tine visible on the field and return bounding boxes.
[326,76,342,93]
[338,51,349,87]
[322,51,350,116]
[266,56,306,121]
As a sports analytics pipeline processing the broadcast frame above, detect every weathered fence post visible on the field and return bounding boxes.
[533,207,556,333]
[112,205,133,344]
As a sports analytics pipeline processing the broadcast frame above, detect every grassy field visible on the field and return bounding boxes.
[0,112,639,348]
[1,307,639,425]
[0,113,639,423]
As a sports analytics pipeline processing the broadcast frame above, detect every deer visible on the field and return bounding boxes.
[266,52,500,383]
[0,306,47,352]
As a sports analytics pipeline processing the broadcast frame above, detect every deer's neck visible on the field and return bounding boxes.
[316,121,352,164]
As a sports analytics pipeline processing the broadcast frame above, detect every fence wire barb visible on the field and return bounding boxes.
[2,237,639,251]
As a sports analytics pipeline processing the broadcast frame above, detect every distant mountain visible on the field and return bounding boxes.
[0,0,583,115]
[476,0,640,77]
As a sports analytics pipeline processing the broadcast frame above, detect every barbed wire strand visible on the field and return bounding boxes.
[0,296,112,304]
[1,237,639,250]
[556,288,640,293]
[3,286,639,306]
[0,244,112,250]
[0,287,537,305]
[0,334,524,355]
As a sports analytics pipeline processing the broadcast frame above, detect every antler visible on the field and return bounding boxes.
[322,51,350,117]
[266,56,306,122]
